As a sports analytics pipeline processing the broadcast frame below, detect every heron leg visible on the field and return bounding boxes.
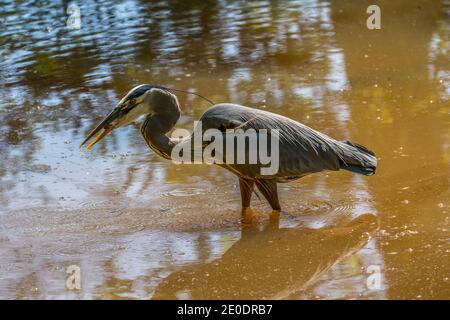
[255,179,281,211]
[239,178,255,209]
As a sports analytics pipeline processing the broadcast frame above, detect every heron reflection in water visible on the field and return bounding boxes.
[81,85,377,211]
[151,213,379,299]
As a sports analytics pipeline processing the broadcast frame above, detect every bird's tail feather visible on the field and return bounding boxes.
[338,140,377,176]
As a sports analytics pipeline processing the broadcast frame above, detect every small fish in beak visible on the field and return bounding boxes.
[81,125,114,151]
[80,108,121,151]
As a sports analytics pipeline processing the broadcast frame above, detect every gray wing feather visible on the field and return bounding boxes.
[198,103,377,180]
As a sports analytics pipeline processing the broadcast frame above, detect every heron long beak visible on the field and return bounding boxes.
[80,108,121,152]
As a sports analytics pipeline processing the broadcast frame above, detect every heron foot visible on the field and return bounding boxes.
[241,207,256,227]
[268,210,280,229]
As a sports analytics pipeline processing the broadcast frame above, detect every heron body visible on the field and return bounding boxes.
[81,84,377,211]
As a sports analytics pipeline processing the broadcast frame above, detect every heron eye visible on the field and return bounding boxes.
[129,99,136,106]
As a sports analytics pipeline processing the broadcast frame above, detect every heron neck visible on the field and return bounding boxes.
[141,109,180,160]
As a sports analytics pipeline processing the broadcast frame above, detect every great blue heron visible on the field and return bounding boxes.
[81,84,377,211]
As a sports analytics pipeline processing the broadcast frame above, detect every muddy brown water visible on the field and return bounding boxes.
[0,0,449,299]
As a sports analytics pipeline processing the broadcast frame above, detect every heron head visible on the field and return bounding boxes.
[80,84,173,151]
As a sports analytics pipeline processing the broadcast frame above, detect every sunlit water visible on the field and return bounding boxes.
[0,0,449,299]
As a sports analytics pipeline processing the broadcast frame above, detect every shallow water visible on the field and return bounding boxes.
[0,0,449,299]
